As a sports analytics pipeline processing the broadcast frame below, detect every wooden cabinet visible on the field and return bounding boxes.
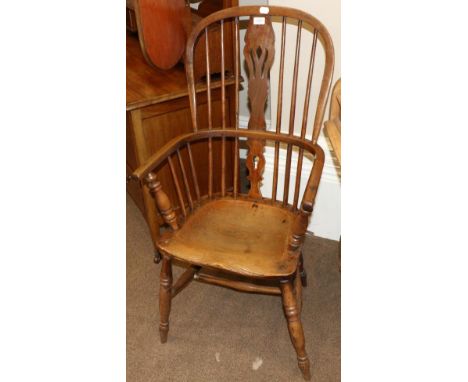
[126,32,237,247]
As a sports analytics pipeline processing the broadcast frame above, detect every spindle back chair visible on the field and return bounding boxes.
[132,6,334,380]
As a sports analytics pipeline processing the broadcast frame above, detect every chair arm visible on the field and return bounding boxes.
[132,132,195,182]
[131,132,195,233]
[131,128,325,245]
[289,146,325,252]
[132,128,324,182]
[301,145,325,213]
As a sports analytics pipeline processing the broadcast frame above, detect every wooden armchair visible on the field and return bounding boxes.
[132,6,334,380]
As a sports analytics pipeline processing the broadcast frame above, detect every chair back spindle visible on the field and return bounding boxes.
[220,19,227,197]
[233,16,240,198]
[272,16,287,203]
[293,31,318,210]
[176,149,194,211]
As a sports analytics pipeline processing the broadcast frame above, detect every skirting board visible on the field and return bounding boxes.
[239,116,341,241]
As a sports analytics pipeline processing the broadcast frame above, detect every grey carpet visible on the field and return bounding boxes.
[127,194,340,381]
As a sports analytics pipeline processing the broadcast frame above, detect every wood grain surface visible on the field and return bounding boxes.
[136,0,190,69]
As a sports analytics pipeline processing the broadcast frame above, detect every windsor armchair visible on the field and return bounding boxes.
[132,6,334,380]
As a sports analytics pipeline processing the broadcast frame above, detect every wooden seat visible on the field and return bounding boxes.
[159,198,297,277]
[131,5,334,381]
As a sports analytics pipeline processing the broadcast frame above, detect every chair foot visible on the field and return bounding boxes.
[280,279,311,381]
[154,249,162,264]
[159,323,169,344]
[159,256,172,343]
[298,356,311,380]
[299,253,308,287]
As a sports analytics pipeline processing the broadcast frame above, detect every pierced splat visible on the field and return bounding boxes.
[244,15,275,199]
[246,138,266,198]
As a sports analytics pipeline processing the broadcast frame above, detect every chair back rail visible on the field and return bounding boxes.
[182,5,333,212]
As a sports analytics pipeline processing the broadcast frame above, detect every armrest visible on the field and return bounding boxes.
[131,132,195,234]
[301,145,325,212]
[132,132,195,181]
[132,128,324,182]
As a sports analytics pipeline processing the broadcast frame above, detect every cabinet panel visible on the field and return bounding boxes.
[141,94,234,214]
[126,113,138,170]
[126,164,145,213]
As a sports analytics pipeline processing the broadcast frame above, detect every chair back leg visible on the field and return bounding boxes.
[159,256,173,343]
[294,269,303,316]
[299,252,308,287]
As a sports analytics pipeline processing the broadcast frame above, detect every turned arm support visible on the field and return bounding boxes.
[145,172,179,231]
[131,134,193,233]
[289,146,325,252]
[301,144,325,212]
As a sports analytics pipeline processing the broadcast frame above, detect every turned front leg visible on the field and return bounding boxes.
[280,279,311,381]
[145,172,176,344]
[159,256,172,343]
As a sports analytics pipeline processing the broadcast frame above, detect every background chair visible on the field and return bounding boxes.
[132,5,334,380]
[324,78,341,271]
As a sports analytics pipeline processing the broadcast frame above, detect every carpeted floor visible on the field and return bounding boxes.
[127,194,340,381]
